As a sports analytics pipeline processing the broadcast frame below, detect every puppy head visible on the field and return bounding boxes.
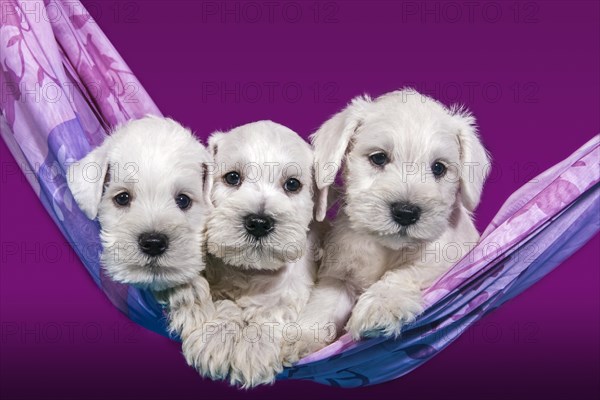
[205,121,314,270]
[68,116,211,291]
[312,89,490,249]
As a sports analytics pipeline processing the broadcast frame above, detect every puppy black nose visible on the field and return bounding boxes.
[138,232,169,256]
[391,203,421,226]
[244,214,274,238]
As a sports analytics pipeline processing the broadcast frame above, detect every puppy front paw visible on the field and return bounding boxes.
[229,326,283,388]
[182,300,243,381]
[281,325,335,366]
[346,289,424,340]
[281,337,321,366]
[281,339,303,366]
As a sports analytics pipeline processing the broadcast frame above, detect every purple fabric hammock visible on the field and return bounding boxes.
[1,0,598,387]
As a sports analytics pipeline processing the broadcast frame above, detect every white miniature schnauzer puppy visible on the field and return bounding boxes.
[284,89,490,362]
[68,116,215,338]
[183,120,319,388]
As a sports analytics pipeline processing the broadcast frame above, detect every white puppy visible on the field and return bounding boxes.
[284,89,490,362]
[183,121,319,388]
[68,116,215,338]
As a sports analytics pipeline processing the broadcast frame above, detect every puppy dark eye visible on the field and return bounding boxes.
[431,161,447,177]
[283,178,301,192]
[175,194,192,210]
[369,152,388,166]
[223,171,241,186]
[113,192,130,207]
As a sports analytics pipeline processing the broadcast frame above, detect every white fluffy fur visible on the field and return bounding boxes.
[67,115,215,338]
[182,121,320,388]
[283,89,490,363]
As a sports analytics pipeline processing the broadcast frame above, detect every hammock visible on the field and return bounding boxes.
[1,0,598,388]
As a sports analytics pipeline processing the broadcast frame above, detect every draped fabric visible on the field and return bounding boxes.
[1,0,598,387]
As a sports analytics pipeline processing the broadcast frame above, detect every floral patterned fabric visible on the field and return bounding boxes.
[1,0,598,387]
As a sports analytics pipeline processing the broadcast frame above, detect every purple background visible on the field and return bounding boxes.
[1,1,599,399]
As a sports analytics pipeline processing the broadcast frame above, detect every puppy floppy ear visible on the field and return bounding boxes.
[204,132,224,207]
[194,144,214,210]
[310,95,370,221]
[202,161,214,209]
[67,141,110,220]
[452,106,491,212]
